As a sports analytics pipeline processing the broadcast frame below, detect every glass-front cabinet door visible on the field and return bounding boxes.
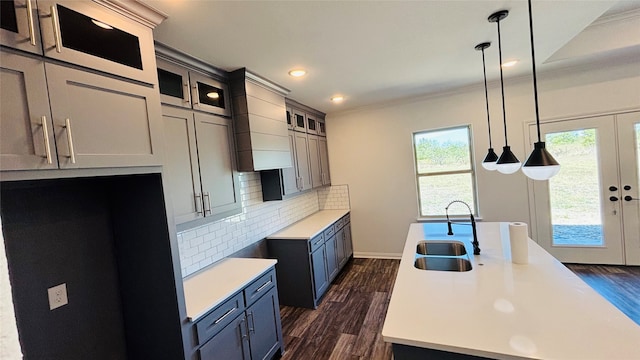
[37,0,157,84]
[293,109,306,132]
[189,71,231,117]
[156,58,191,108]
[1,0,42,54]
[306,114,318,135]
[318,118,327,136]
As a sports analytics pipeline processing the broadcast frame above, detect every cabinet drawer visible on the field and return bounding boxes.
[309,234,325,253]
[244,269,275,306]
[335,218,345,230]
[323,225,335,239]
[195,292,245,345]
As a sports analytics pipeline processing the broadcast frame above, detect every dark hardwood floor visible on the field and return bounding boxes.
[566,264,640,325]
[277,259,640,359]
[279,258,400,360]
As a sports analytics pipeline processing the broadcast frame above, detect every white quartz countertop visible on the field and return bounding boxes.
[266,209,350,240]
[382,222,640,359]
[182,258,277,321]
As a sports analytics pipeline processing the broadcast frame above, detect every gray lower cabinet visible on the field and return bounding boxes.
[1,51,163,171]
[196,269,284,360]
[268,213,352,309]
[161,105,241,227]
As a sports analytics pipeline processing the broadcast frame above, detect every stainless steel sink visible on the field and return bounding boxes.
[416,240,467,256]
[414,256,472,272]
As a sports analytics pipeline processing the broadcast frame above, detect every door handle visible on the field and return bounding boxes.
[624,185,632,191]
[202,192,212,215]
[624,196,639,201]
[609,196,619,202]
[26,0,36,46]
[194,193,203,215]
[50,5,62,53]
[40,116,53,164]
[64,118,76,164]
[609,186,618,191]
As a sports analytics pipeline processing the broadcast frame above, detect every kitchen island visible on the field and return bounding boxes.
[382,222,640,359]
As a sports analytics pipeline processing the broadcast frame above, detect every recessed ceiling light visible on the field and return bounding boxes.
[206,92,220,99]
[288,69,306,77]
[91,19,113,30]
[330,95,344,103]
[502,60,518,68]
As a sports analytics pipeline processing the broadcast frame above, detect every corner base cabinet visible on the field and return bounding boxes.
[190,267,284,360]
[267,211,352,309]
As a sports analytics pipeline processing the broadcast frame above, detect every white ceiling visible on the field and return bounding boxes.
[145,0,640,114]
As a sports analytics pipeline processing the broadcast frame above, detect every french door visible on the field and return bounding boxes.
[529,111,640,265]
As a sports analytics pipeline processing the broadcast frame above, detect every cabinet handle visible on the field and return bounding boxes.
[255,280,272,293]
[213,307,237,325]
[203,192,212,215]
[50,5,62,53]
[40,116,53,164]
[26,0,36,46]
[191,84,199,105]
[64,118,76,164]
[194,193,203,215]
[247,312,255,334]
[239,317,248,339]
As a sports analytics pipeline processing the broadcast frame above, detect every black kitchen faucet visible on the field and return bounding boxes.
[445,200,481,255]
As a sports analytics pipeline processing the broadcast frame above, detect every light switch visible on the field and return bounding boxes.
[47,283,68,310]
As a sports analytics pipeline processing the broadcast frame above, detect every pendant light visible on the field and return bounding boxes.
[521,0,560,180]
[476,42,498,171]
[488,10,521,175]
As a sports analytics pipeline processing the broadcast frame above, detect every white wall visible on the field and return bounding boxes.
[327,60,640,257]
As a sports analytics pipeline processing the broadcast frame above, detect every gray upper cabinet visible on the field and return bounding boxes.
[161,105,241,228]
[282,131,300,195]
[156,58,191,108]
[319,136,331,186]
[0,0,43,55]
[318,117,327,136]
[308,134,323,188]
[0,51,56,170]
[294,131,312,191]
[36,0,159,85]
[161,106,202,224]
[230,68,291,172]
[292,108,306,133]
[306,113,319,135]
[45,62,162,169]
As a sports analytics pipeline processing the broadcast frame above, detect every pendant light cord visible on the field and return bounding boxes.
[528,0,542,143]
[496,17,509,147]
[481,47,492,149]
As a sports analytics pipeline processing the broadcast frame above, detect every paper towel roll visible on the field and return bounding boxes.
[509,222,529,264]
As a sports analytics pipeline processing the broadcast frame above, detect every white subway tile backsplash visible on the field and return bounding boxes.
[176,172,351,277]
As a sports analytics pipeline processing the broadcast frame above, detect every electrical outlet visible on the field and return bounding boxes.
[47,283,68,310]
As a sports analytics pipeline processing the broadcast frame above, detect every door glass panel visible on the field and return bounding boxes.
[295,114,305,128]
[1,1,19,33]
[196,81,225,109]
[157,68,184,99]
[56,5,142,70]
[546,129,604,246]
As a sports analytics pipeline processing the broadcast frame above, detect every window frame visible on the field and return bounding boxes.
[412,125,479,218]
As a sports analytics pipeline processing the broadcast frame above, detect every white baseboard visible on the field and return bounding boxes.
[353,252,402,260]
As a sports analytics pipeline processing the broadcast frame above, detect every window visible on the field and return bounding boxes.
[413,125,477,217]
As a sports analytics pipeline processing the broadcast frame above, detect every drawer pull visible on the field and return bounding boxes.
[255,280,272,293]
[314,239,323,246]
[213,307,237,325]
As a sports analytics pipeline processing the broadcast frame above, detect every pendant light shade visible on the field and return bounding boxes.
[489,10,521,175]
[522,0,560,180]
[475,42,498,171]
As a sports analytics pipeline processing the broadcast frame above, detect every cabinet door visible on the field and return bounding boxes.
[294,132,312,191]
[45,62,163,168]
[0,0,42,55]
[194,112,241,217]
[190,72,231,117]
[0,52,57,170]
[247,289,282,360]
[319,137,331,185]
[336,228,346,269]
[311,246,329,300]
[198,315,249,360]
[37,0,157,84]
[308,134,323,188]
[161,106,203,224]
[306,114,319,135]
[156,58,191,108]
[345,223,353,258]
[285,107,294,130]
[325,235,338,281]
[318,119,327,136]
[292,108,306,132]
[282,131,300,195]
